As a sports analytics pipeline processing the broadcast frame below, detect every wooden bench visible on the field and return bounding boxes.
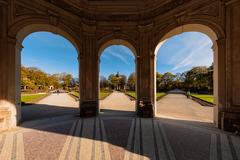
[0,109,11,131]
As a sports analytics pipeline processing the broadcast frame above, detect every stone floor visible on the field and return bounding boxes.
[0,115,239,160]
[0,93,239,160]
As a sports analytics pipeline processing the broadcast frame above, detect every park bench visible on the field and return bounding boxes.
[0,108,11,132]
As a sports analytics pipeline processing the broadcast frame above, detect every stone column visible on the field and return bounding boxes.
[212,41,219,127]
[136,24,155,117]
[79,24,99,117]
[222,0,240,131]
[0,37,22,127]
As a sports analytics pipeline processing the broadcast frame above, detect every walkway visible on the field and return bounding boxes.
[0,92,239,160]
[157,94,214,122]
[0,115,239,160]
[22,93,79,122]
[100,91,135,115]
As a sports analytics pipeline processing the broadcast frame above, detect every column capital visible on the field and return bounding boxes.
[81,22,97,36]
[77,54,83,61]
[212,41,218,53]
[150,52,155,59]
[7,37,23,52]
[138,23,154,33]
[0,0,8,5]
[216,38,226,47]
[225,0,239,6]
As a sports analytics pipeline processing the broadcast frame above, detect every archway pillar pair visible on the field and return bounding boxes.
[79,26,99,117]
[136,24,155,117]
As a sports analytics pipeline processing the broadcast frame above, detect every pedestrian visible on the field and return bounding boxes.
[187,90,191,98]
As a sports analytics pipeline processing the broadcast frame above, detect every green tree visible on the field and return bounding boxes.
[156,72,163,92]
[161,72,176,91]
[185,66,211,92]
[127,73,136,91]
[100,75,109,89]
[108,73,126,90]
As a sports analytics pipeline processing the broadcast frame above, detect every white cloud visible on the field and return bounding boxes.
[171,37,213,71]
[101,45,134,65]
[156,32,213,73]
[108,50,130,65]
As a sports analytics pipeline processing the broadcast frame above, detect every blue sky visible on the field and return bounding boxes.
[21,32,78,77]
[156,32,213,74]
[21,31,213,78]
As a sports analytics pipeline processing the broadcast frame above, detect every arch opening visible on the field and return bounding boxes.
[154,24,219,127]
[98,39,137,57]
[98,43,137,116]
[15,26,80,123]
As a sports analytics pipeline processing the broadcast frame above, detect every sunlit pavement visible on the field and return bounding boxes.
[0,93,239,160]
[1,115,240,160]
[100,91,135,112]
[21,93,79,122]
[157,94,214,123]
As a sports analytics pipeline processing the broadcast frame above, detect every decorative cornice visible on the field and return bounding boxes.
[0,0,7,5]
[138,23,154,32]
[81,22,96,35]
[48,10,59,26]
[7,37,23,51]
[175,11,187,25]
[225,0,239,6]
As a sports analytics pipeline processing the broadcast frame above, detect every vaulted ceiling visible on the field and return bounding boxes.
[44,0,193,21]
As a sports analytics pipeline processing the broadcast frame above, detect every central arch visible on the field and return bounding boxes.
[97,39,138,114]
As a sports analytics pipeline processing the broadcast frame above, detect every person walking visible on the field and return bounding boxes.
[187,90,191,98]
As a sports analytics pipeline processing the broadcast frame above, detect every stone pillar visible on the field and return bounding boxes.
[0,4,22,129]
[79,24,99,117]
[212,41,219,127]
[136,24,155,117]
[222,0,240,131]
[0,37,22,128]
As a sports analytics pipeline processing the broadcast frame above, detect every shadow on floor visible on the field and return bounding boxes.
[21,104,79,122]
[100,109,135,117]
[18,104,237,160]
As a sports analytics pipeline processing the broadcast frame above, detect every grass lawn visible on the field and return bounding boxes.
[126,91,136,98]
[191,94,214,104]
[126,91,166,100]
[70,91,79,98]
[21,93,49,104]
[156,92,166,100]
[69,91,111,100]
[99,91,112,100]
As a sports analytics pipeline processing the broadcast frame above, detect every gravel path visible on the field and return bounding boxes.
[100,91,135,113]
[157,94,214,122]
[22,93,79,122]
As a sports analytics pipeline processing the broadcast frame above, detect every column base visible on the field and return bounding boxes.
[80,100,98,117]
[222,111,240,133]
[137,100,154,118]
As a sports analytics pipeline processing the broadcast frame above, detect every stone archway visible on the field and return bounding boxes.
[153,24,223,128]
[3,23,81,127]
[97,39,138,113]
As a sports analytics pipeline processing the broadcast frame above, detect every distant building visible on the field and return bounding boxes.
[49,85,54,90]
